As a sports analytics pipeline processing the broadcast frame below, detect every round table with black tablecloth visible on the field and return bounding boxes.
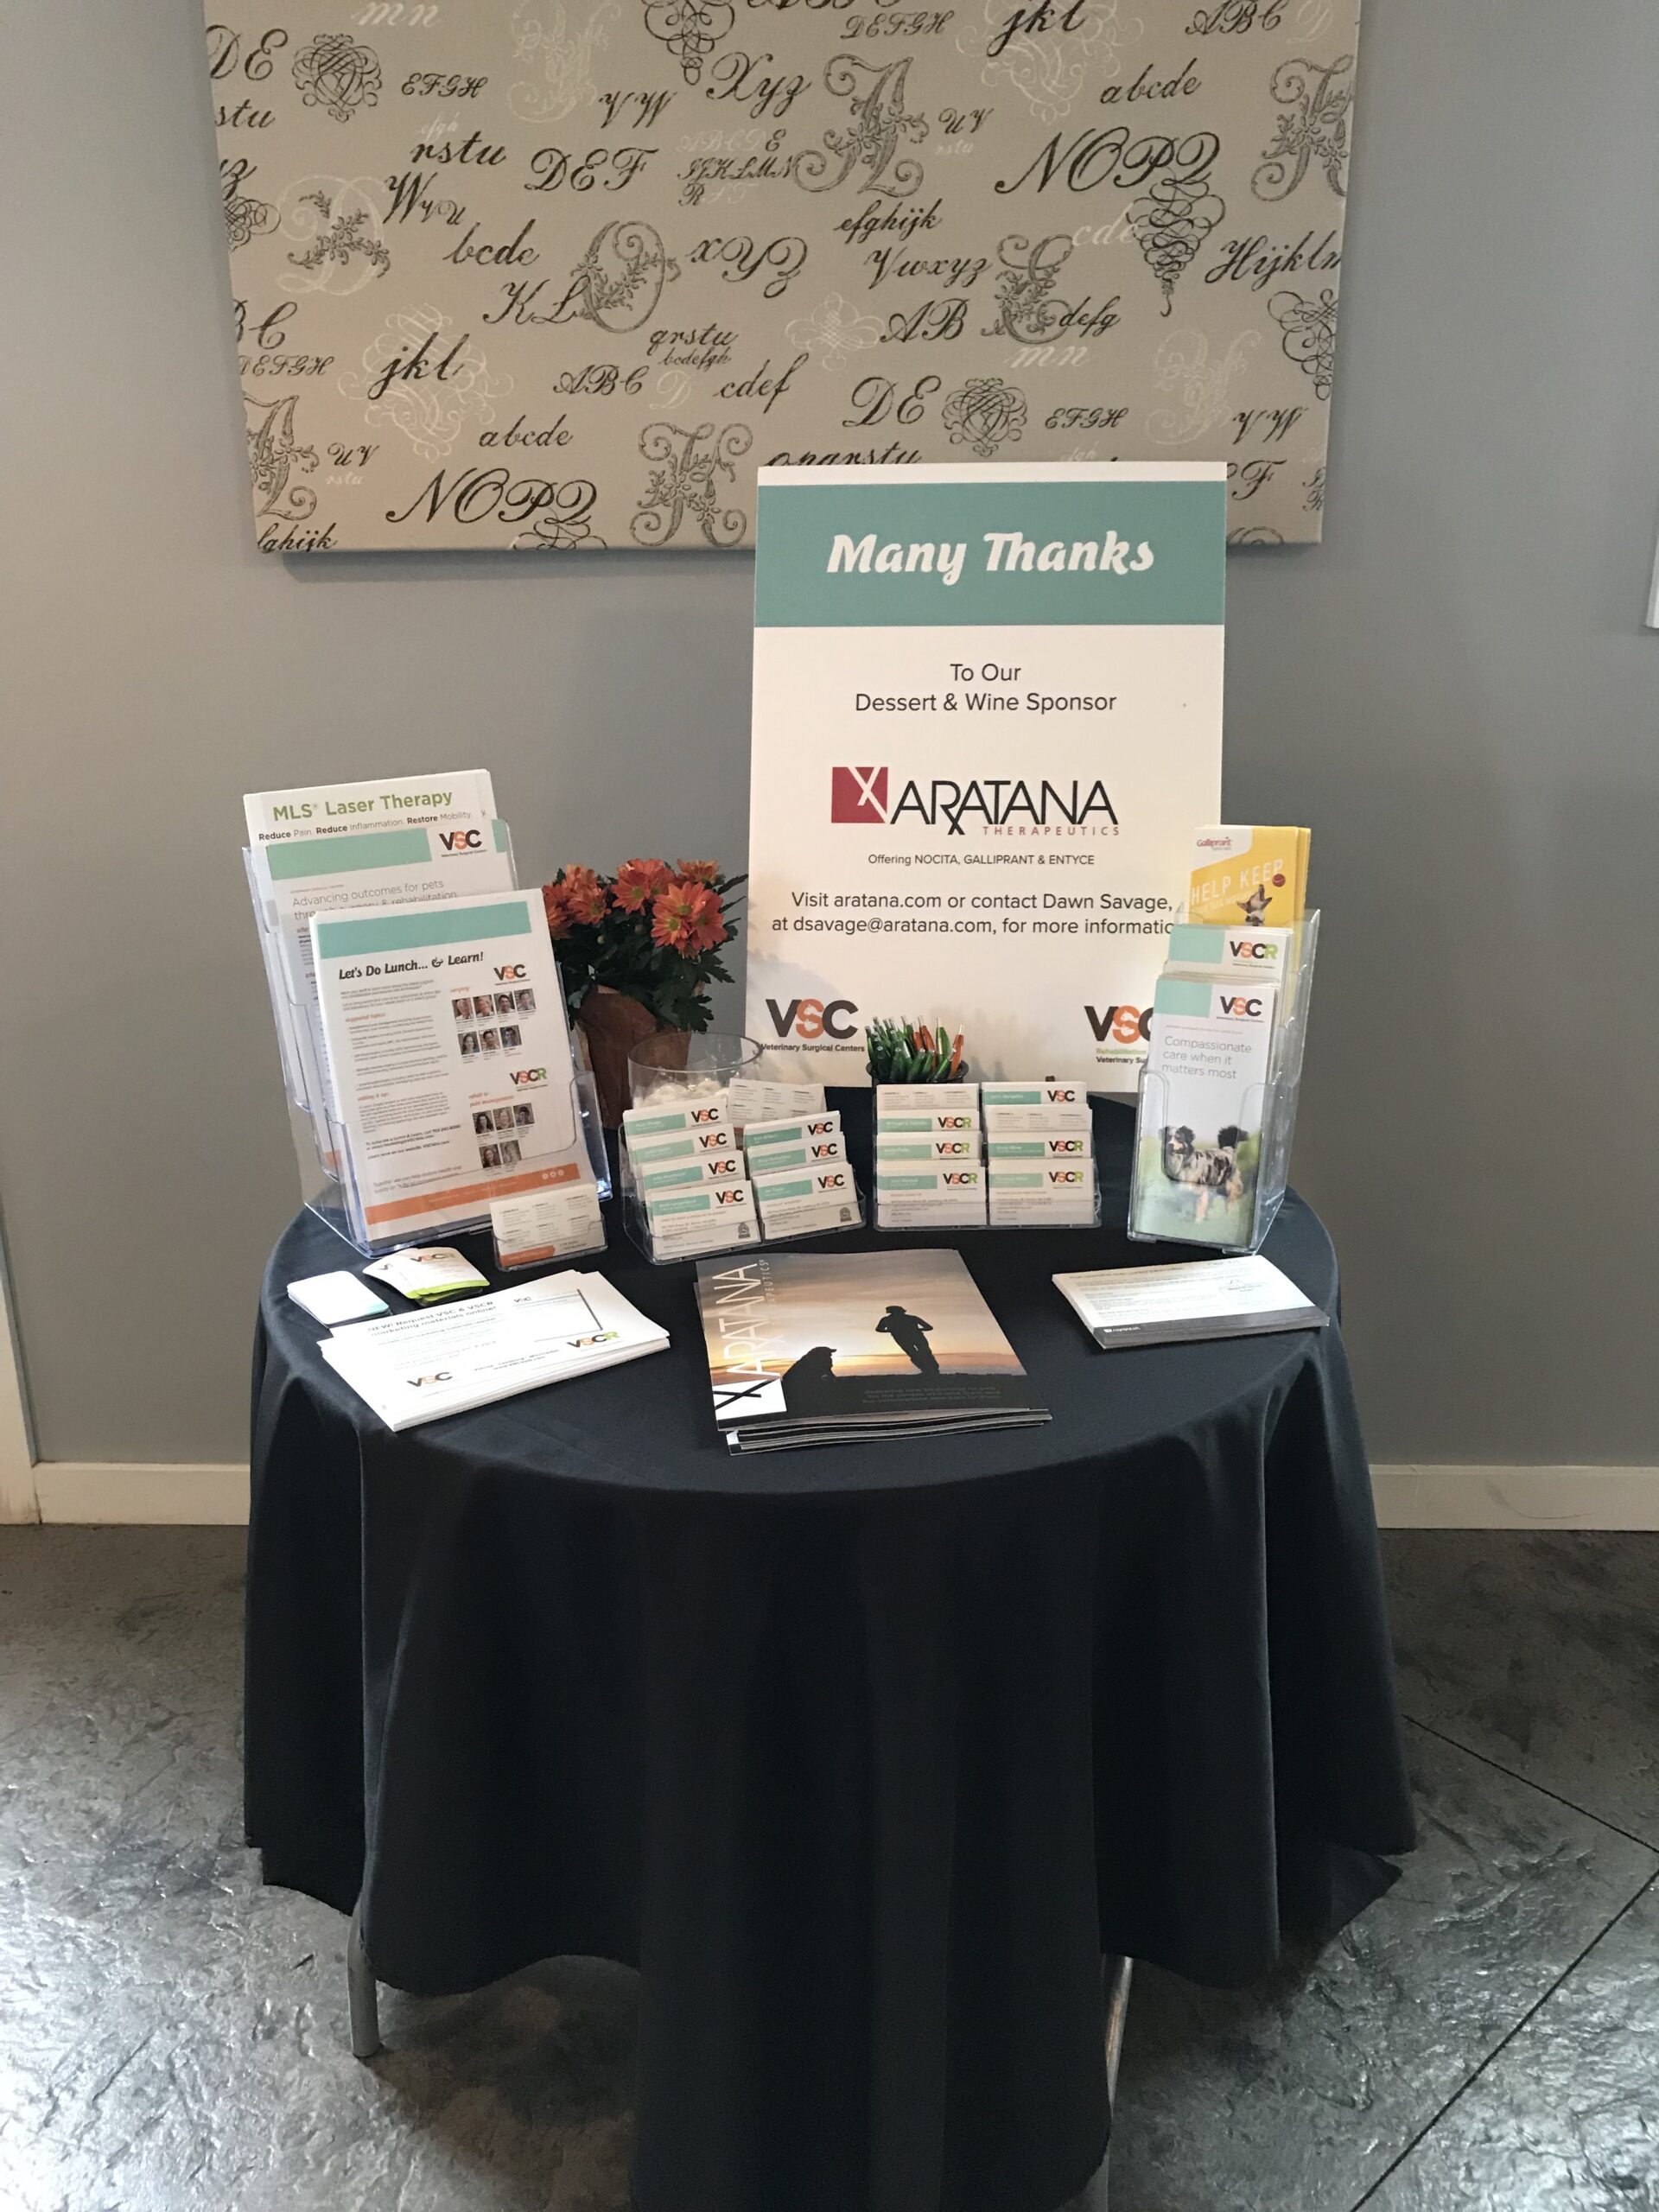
[246,1093,1414,2212]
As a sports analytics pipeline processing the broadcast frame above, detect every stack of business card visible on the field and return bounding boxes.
[743,1110,861,1239]
[622,1097,760,1260]
[725,1076,827,1139]
[874,1083,985,1226]
[982,1082,1098,1225]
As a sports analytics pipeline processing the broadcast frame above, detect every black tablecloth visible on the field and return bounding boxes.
[246,1094,1413,2212]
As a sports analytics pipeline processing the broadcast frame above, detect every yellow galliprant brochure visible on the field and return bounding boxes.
[1188,826,1309,928]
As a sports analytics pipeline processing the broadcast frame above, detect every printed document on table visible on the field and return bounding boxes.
[1053,1254,1324,1347]
[312,890,579,1243]
[321,1271,668,1428]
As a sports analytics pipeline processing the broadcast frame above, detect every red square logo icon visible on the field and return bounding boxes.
[831,766,887,823]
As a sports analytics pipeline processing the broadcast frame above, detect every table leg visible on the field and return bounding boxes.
[1103,1955,1133,2108]
[1061,1956,1135,2209]
[346,1897,382,2061]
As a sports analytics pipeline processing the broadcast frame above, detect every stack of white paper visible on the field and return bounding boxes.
[319,1269,667,1430]
[1052,1254,1325,1351]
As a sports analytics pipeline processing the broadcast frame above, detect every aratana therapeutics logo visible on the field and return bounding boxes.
[831,766,888,823]
[830,765,1117,837]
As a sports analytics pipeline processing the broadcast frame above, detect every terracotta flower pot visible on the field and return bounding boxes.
[576,988,687,1127]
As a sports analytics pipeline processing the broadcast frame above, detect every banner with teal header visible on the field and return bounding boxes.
[746,461,1226,1090]
[755,474,1224,629]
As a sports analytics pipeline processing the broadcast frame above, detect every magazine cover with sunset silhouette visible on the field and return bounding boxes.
[696,1248,1050,1453]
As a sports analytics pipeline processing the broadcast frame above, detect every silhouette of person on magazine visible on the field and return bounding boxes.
[875,1303,938,1376]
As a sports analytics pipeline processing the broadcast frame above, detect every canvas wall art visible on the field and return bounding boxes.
[207,0,1361,551]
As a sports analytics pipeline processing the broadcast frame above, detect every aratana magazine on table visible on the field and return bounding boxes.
[696,1247,1049,1454]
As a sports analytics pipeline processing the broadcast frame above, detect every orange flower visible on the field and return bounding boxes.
[651,880,715,950]
[686,887,728,952]
[542,880,571,941]
[674,859,719,885]
[613,857,674,912]
[559,864,608,926]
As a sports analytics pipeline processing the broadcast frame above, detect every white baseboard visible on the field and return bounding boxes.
[30,1463,250,1526]
[10,1461,1658,1531]
[1371,1464,1659,1532]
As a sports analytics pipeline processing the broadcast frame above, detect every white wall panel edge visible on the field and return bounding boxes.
[18,1463,1659,1530]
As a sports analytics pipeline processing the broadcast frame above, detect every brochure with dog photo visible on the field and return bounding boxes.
[696,1248,1049,1454]
[1132,976,1277,1248]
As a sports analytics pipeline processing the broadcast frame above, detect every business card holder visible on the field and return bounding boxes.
[618,1137,866,1265]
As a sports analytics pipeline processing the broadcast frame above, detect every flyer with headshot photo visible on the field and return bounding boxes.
[311,891,581,1242]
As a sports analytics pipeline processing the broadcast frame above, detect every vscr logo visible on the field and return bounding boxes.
[1084,1004,1150,1045]
[831,765,888,824]
[766,996,860,1041]
[568,1331,618,1349]
[493,963,527,981]
[1051,1137,1085,1154]
[1225,938,1278,962]
[942,1171,978,1186]
[441,830,484,852]
[510,1067,547,1087]
[1218,995,1265,1017]
[1047,1170,1087,1185]
[937,1139,972,1155]
[831,766,1117,837]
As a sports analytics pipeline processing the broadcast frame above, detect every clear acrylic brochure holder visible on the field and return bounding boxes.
[1128,909,1319,1255]
[245,846,607,1257]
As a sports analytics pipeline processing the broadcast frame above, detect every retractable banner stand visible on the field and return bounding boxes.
[745,463,1226,1091]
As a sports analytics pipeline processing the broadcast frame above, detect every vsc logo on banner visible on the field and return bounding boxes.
[766,997,859,1041]
[1084,1004,1151,1046]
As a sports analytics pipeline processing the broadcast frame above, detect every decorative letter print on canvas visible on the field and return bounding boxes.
[207,0,1361,551]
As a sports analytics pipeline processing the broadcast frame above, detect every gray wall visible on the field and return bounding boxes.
[4,0,1656,1465]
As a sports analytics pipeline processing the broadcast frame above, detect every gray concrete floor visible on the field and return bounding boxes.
[1,1528,1655,2212]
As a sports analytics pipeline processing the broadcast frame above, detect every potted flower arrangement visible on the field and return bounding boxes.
[543,859,744,1124]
